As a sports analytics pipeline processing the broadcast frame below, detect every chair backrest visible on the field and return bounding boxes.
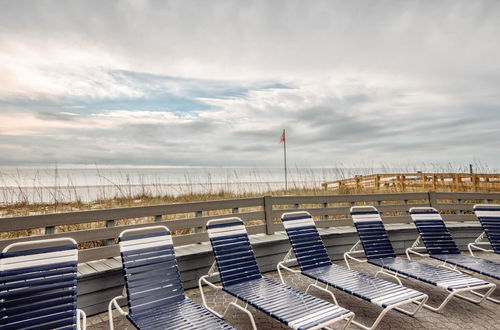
[206,218,262,287]
[473,204,500,253]
[409,207,460,255]
[350,206,397,260]
[281,211,332,271]
[0,238,79,329]
[119,226,184,317]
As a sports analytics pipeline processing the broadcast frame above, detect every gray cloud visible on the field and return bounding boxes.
[1,1,500,167]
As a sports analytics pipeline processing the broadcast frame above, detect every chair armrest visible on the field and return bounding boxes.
[405,246,427,260]
[108,295,128,330]
[77,309,87,330]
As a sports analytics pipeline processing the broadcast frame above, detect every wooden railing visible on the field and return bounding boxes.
[322,173,500,192]
[1,192,499,262]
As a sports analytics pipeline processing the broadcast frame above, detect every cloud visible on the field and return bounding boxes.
[1,76,497,166]
[0,1,500,167]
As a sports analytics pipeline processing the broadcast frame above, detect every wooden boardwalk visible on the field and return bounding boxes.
[322,173,500,192]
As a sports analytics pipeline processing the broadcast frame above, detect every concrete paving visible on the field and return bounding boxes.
[89,253,500,330]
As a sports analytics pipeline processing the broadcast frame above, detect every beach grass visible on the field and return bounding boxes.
[0,164,497,243]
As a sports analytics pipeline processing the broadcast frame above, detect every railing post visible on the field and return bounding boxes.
[232,207,239,214]
[375,201,382,220]
[44,226,55,235]
[154,215,162,222]
[457,199,463,214]
[263,196,274,235]
[428,191,438,209]
[195,211,203,233]
[323,202,328,220]
[106,220,115,246]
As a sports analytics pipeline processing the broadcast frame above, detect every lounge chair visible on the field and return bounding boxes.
[0,238,86,329]
[108,226,234,330]
[470,204,500,255]
[407,206,500,303]
[345,206,496,312]
[199,217,355,330]
[278,211,427,330]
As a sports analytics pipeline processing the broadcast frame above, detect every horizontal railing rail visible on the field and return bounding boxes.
[1,192,499,262]
[322,173,500,192]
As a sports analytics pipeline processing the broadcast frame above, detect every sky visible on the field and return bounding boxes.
[1,0,500,168]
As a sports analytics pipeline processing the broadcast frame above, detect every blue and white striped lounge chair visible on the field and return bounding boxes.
[470,204,500,255]
[278,211,427,330]
[345,206,496,312]
[408,207,500,279]
[108,226,235,330]
[199,217,355,330]
[407,206,500,304]
[0,238,86,329]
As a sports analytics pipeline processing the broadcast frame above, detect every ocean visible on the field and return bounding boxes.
[0,165,481,205]
[0,166,370,204]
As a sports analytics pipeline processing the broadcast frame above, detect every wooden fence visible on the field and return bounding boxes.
[1,192,499,263]
[322,173,500,192]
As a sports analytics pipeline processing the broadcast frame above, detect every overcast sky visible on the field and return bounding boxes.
[1,0,499,168]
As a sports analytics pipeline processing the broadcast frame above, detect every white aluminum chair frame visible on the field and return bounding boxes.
[468,231,494,256]
[200,218,354,330]
[1,238,87,330]
[346,207,496,312]
[107,225,169,330]
[345,241,496,311]
[406,232,472,274]
[406,235,500,305]
[406,208,500,305]
[278,247,427,330]
[470,203,500,256]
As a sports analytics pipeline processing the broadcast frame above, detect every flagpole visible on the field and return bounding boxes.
[283,129,287,191]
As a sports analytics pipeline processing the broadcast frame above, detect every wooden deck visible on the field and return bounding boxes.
[322,173,500,192]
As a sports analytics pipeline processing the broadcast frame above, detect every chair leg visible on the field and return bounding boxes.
[469,289,500,304]
[310,312,355,330]
[277,260,300,285]
[393,294,428,317]
[438,262,464,274]
[198,277,225,318]
[225,301,257,330]
[455,284,497,305]
[375,269,403,286]
[107,296,127,330]
[341,312,356,330]
[422,290,457,312]
[199,276,258,329]
[352,308,391,330]
[423,283,496,312]
[351,294,428,330]
[305,282,339,305]
[76,309,87,330]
